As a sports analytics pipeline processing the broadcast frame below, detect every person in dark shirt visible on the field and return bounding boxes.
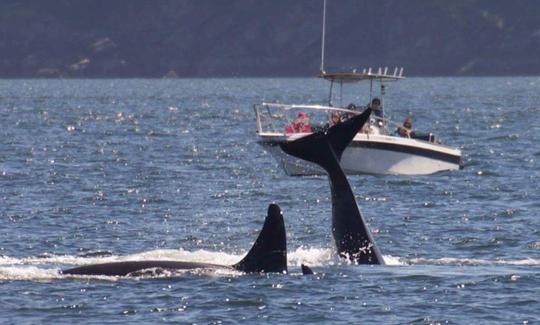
[369,98,383,120]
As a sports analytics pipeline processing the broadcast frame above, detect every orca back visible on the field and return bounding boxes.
[63,204,288,276]
[62,260,223,276]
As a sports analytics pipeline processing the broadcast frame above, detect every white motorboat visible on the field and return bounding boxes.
[254,70,462,176]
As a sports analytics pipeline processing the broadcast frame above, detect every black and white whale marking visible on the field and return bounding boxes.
[62,204,288,276]
[280,108,385,265]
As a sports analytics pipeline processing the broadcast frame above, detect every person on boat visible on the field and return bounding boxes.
[369,98,383,120]
[339,103,357,121]
[397,116,414,138]
[285,112,312,134]
[368,98,386,134]
[328,111,342,127]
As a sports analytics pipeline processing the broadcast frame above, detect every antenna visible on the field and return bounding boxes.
[320,0,327,73]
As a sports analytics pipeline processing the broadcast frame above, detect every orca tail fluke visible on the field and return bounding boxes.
[326,108,372,161]
[233,204,288,273]
[280,108,371,172]
[280,107,384,265]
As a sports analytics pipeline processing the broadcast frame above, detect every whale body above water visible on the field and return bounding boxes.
[62,204,288,276]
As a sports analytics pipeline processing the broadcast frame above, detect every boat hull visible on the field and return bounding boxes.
[259,133,462,176]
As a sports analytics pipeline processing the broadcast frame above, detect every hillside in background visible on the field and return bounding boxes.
[1,0,540,78]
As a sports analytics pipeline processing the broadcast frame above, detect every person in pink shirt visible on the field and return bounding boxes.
[285,112,312,134]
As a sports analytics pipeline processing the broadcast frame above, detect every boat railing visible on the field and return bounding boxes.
[254,102,359,134]
[254,102,403,135]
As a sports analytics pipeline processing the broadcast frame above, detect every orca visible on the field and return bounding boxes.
[62,204,288,276]
[301,264,314,275]
[280,108,385,265]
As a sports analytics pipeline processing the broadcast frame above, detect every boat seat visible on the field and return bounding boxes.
[410,132,436,143]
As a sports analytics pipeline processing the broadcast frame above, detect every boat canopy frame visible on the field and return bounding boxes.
[318,0,405,108]
[319,67,405,108]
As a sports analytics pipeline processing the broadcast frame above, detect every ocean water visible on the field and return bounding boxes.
[0,77,539,324]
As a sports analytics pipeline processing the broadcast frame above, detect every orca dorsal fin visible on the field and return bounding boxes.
[233,204,288,273]
[280,108,371,173]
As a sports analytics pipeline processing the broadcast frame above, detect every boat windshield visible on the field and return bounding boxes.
[255,103,392,135]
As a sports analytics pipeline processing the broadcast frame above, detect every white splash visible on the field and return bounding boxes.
[382,255,407,266]
[0,266,61,281]
[288,246,336,266]
[123,248,243,266]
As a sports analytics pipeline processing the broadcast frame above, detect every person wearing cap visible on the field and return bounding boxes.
[285,112,312,134]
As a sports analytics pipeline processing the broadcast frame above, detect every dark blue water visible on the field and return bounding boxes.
[1,78,539,324]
